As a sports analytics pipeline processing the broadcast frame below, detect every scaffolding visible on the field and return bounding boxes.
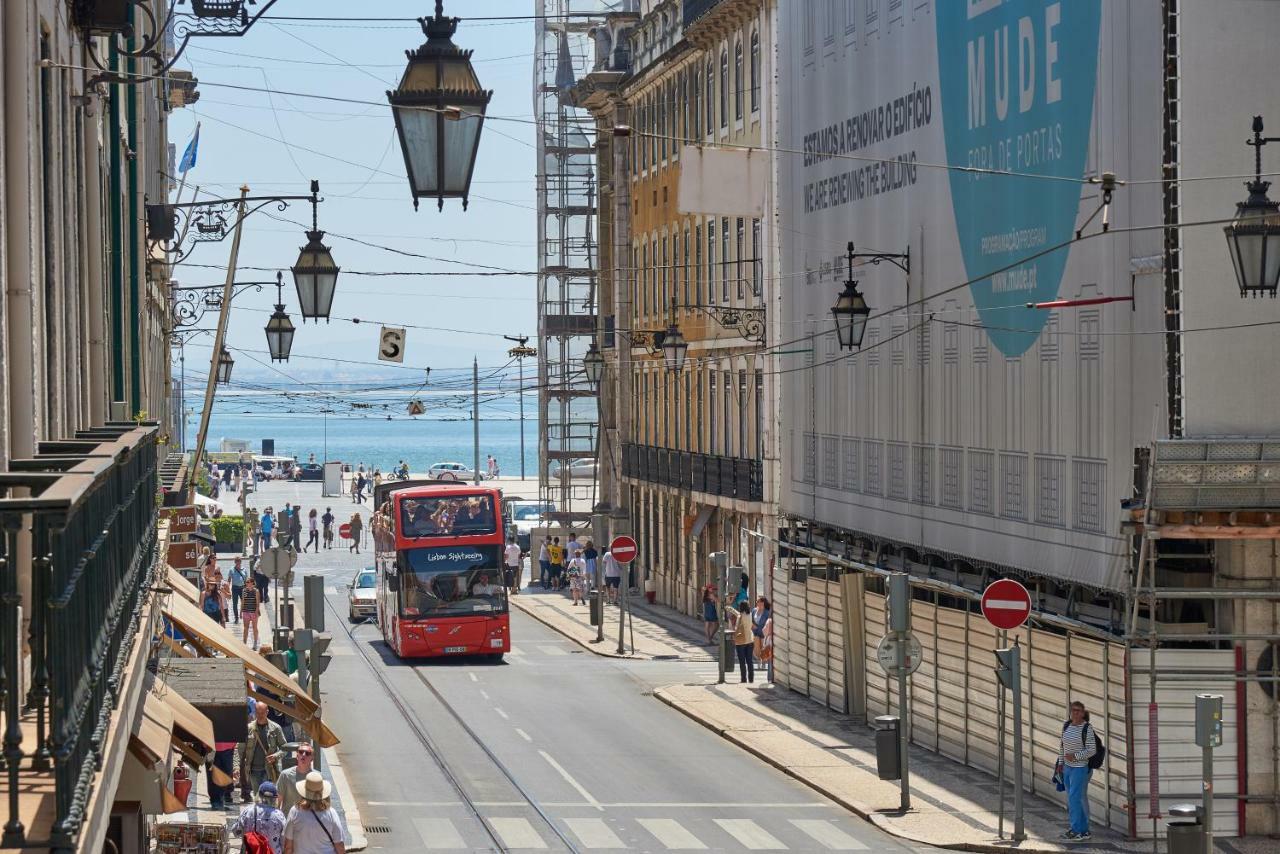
[534,1,612,525]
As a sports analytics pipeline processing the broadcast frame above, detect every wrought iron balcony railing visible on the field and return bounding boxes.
[621,442,763,502]
[0,424,160,850]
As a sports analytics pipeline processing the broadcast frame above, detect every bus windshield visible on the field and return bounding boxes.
[398,544,506,617]
[399,494,497,538]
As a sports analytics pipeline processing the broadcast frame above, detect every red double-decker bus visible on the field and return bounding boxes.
[372,481,509,660]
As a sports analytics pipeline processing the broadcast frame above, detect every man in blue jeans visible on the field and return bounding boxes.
[1058,700,1097,840]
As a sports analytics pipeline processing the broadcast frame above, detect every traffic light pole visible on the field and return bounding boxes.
[712,552,727,684]
[887,573,911,812]
[994,642,1025,842]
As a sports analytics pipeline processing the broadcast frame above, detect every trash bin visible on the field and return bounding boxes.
[874,715,901,780]
[1166,804,1203,854]
[589,592,601,626]
[722,629,736,674]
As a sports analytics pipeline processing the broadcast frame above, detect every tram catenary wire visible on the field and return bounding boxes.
[323,597,583,854]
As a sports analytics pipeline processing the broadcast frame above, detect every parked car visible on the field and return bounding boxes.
[348,567,377,622]
[297,463,323,481]
[548,458,596,479]
[506,500,557,554]
[427,461,486,482]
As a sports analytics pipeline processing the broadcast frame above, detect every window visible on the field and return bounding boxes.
[738,371,748,458]
[709,372,717,454]
[697,370,705,452]
[750,29,760,113]
[734,39,744,122]
[707,219,716,304]
[722,370,732,455]
[755,370,764,458]
[719,48,729,128]
[661,235,669,309]
[673,231,681,306]
[692,68,701,140]
[649,96,657,167]
[721,217,730,302]
[640,243,648,315]
[682,226,691,306]
[751,218,762,296]
[679,72,687,149]
[736,217,745,299]
[704,59,714,135]
[651,238,659,314]
[694,223,703,305]
[659,88,667,161]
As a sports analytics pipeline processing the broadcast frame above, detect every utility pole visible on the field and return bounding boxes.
[504,336,536,480]
[473,357,481,485]
[711,551,728,684]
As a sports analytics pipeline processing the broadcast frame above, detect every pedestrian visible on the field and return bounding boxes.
[230,557,247,622]
[241,700,287,800]
[208,735,238,811]
[567,551,587,605]
[283,771,347,854]
[348,512,363,554]
[566,532,581,563]
[537,539,551,588]
[321,507,334,549]
[702,585,719,644]
[486,455,497,479]
[752,595,771,660]
[232,781,286,854]
[349,473,359,503]
[275,742,316,817]
[305,509,319,553]
[1057,700,1099,841]
[760,613,774,674]
[582,539,598,587]
[289,506,302,550]
[201,579,226,627]
[356,472,367,503]
[548,537,565,590]
[503,537,522,595]
[733,571,750,609]
[276,505,292,548]
[260,508,275,552]
[602,548,622,604]
[729,600,755,683]
[372,468,383,493]
[217,570,233,624]
[253,561,271,614]
[223,465,233,490]
[242,575,261,648]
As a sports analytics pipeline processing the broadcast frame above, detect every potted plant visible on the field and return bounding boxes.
[209,515,246,554]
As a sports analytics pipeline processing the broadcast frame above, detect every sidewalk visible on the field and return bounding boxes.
[510,585,716,661]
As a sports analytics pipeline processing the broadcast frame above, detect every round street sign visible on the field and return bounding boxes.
[876,632,923,677]
[981,578,1033,630]
[339,523,352,540]
[609,535,638,564]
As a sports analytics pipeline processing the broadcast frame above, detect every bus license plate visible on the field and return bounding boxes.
[444,646,467,654]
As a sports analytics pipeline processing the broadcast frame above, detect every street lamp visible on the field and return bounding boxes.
[1224,116,1280,298]
[583,341,605,387]
[291,181,341,320]
[387,0,493,210]
[264,272,295,362]
[215,346,234,384]
[832,242,872,350]
[661,321,688,372]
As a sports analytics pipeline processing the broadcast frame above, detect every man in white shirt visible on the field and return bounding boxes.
[602,550,622,604]
[537,540,551,588]
[503,538,523,595]
[471,572,502,597]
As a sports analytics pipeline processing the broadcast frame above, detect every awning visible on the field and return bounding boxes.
[688,506,714,542]
[159,583,339,748]
[129,692,174,768]
[155,679,216,757]
[126,689,221,813]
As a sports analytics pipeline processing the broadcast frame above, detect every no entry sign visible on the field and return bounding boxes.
[981,578,1032,630]
[609,535,638,564]
[339,523,352,540]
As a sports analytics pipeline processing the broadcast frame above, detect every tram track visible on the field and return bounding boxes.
[325,598,582,853]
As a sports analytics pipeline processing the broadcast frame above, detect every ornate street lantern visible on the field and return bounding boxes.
[1224,116,1280,298]
[264,272,295,362]
[387,1,493,210]
[291,181,340,321]
[583,341,605,386]
[832,242,872,349]
[661,322,688,373]
[215,346,234,384]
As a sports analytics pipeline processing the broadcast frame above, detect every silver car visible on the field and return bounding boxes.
[549,458,596,478]
[348,568,377,622]
[427,461,486,482]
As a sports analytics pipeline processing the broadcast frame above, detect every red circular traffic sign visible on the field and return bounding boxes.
[338,523,352,540]
[981,579,1032,630]
[609,535,638,564]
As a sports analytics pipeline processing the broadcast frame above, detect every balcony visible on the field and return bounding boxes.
[0,424,160,850]
[683,0,725,29]
[622,442,762,502]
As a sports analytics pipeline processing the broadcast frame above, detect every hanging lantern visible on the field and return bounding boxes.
[583,341,604,386]
[832,242,872,349]
[215,346,234,384]
[264,273,295,362]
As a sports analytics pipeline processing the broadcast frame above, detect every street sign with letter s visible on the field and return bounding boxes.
[379,326,406,363]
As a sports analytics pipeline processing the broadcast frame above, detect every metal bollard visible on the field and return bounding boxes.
[589,591,602,626]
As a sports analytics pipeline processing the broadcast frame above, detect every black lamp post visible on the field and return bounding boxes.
[583,341,605,386]
[264,272,295,362]
[215,346,234,384]
[832,242,872,349]
[291,181,341,320]
[387,1,493,210]
[1224,116,1280,298]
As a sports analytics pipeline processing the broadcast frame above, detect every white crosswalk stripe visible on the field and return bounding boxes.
[538,645,569,655]
[413,817,466,849]
[637,818,708,850]
[564,817,626,849]
[789,819,868,850]
[713,819,787,850]
[488,817,547,849]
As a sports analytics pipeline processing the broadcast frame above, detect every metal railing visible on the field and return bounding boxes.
[621,442,763,502]
[0,424,160,850]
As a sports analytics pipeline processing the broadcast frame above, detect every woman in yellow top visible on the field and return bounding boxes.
[546,538,565,590]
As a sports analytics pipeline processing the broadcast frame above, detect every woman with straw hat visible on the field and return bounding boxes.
[282,771,346,854]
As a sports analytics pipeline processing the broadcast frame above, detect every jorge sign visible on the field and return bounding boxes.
[162,505,198,534]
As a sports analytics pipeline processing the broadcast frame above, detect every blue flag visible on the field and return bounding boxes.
[179,123,200,173]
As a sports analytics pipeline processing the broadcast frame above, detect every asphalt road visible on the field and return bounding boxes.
[239,482,929,853]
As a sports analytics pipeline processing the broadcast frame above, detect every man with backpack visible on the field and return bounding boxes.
[1056,700,1105,841]
[232,781,286,854]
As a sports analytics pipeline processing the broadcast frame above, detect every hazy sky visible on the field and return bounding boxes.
[169,1,540,383]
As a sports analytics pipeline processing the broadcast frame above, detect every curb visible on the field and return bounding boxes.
[509,594,636,659]
[652,687,1091,854]
[323,746,368,852]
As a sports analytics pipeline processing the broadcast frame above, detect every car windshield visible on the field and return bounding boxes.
[399,494,496,537]
[398,545,506,617]
[354,571,376,589]
[512,504,552,521]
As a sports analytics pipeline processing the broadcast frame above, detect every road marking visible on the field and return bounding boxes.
[468,672,478,682]
[488,817,547,849]
[413,817,466,849]
[479,689,490,700]
[326,585,339,595]
[714,819,787,850]
[538,749,603,811]
[538,645,569,656]
[638,818,707,850]
[494,707,509,720]
[789,820,868,850]
[564,818,625,850]
[506,646,524,655]
[515,727,532,742]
